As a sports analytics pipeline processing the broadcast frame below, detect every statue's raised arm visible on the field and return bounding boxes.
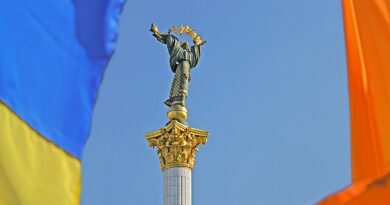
[150,24,181,57]
[150,24,177,45]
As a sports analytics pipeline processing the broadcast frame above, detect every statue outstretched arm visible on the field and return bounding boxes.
[150,23,172,44]
[190,40,206,68]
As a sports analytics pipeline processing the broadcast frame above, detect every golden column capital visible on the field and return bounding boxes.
[145,120,209,170]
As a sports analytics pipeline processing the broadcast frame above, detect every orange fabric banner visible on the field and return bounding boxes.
[319,0,390,204]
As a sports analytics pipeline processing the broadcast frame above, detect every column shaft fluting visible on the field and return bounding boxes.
[163,167,192,205]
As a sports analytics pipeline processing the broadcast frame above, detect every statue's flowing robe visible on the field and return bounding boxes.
[163,34,200,106]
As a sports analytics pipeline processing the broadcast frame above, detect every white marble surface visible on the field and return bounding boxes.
[163,167,192,205]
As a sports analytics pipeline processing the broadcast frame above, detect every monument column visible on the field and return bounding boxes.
[145,120,208,205]
[146,24,209,205]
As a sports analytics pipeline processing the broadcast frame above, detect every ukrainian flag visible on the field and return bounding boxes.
[0,0,125,204]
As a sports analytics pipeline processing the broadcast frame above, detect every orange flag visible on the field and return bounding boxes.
[318,0,390,204]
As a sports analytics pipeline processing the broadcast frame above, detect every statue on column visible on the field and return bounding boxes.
[145,23,210,176]
[150,24,206,124]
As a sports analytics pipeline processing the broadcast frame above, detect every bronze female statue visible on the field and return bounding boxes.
[150,24,206,109]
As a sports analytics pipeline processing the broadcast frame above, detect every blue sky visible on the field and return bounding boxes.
[81,0,350,204]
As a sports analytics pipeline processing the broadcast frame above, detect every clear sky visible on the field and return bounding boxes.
[81,0,350,204]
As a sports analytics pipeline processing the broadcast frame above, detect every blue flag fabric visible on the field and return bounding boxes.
[0,0,125,158]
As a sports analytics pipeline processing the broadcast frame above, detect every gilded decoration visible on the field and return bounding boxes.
[145,120,209,170]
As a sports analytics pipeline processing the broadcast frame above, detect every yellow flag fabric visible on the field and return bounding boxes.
[319,0,390,203]
[0,102,81,205]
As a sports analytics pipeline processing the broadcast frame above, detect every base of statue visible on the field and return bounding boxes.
[167,104,188,124]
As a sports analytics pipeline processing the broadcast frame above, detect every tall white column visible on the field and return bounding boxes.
[163,167,192,205]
